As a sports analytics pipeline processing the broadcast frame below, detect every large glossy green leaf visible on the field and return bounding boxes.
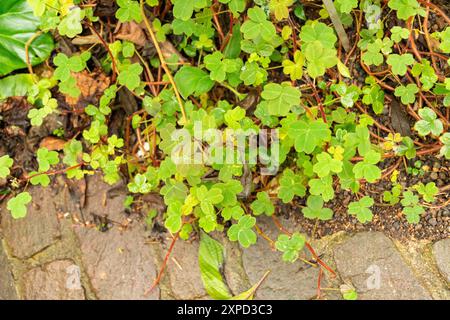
[0,0,54,76]
[0,73,34,99]
[198,233,232,300]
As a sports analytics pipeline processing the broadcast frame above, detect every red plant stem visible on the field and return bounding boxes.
[144,232,179,296]
[304,242,336,277]
[317,268,323,299]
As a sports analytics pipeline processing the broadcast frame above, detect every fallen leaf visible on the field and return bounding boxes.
[39,136,67,151]
[65,70,111,107]
[115,21,147,46]
[389,95,412,137]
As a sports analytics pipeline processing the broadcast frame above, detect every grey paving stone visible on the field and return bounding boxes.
[333,232,431,300]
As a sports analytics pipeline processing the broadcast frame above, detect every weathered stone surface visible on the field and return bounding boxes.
[22,260,85,300]
[1,188,61,259]
[82,174,128,222]
[242,217,322,300]
[433,239,450,282]
[333,232,431,300]
[0,241,18,299]
[76,223,159,300]
[164,238,208,299]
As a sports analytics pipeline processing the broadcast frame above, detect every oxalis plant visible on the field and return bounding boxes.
[0,0,449,300]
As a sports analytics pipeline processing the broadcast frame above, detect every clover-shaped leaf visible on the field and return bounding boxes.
[204,51,240,82]
[195,185,224,216]
[250,191,275,216]
[165,201,183,233]
[118,63,143,91]
[0,155,13,178]
[7,192,32,219]
[348,196,374,223]
[227,215,257,248]
[388,0,424,20]
[275,233,305,262]
[304,41,338,78]
[415,182,438,203]
[414,108,444,136]
[308,175,335,202]
[403,205,425,224]
[261,83,301,116]
[116,0,142,23]
[353,150,381,183]
[386,53,415,76]
[302,195,333,221]
[288,120,331,154]
[362,39,384,66]
[221,205,244,221]
[36,148,59,172]
[278,168,306,203]
[58,7,85,38]
[241,7,276,41]
[394,84,419,104]
[300,22,337,49]
[174,66,215,98]
[282,51,304,81]
[390,26,410,43]
[313,152,343,178]
[269,0,294,21]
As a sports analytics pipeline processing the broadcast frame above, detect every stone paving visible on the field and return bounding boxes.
[0,176,448,300]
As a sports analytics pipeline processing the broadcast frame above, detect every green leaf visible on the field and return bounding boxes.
[313,152,343,178]
[300,22,337,49]
[386,53,415,76]
[388,0,424,20]
[0,74,34,100]
[414,107,444,136]
[0,155,14,178]
[288,120,331,154]
[308,175,335,201]
[415,182,438,203]
[302,195,333,220]
[261,83,301,116]
[304,41,338,78]
[439,133,450,159]
[118,63,143,91]
[275,233,305,262]
[269,0,294,21]
[250,191,274,216]
[353,150,381,183]
[362,39,384,66]
[396,136,416,159]
[0,0,54,76]
[403,205,424,224]
[335,0,358,14]
[220,0,246,17]
[58,7,85,38]
[390,26,410,43]
[198,233,232,300]
[278,168,306,203]
[29,172,50,186]
[116,0,142,23]
[36,147,59,172]
[227,215,257,248]
[401,190,419,206]
[7,192,32,219]
[394,84,419,104]
[174,66,215,98]
[172,0,194,21]
[348,196,374,223]
[240,7,276,41]
[282,51,304,81]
